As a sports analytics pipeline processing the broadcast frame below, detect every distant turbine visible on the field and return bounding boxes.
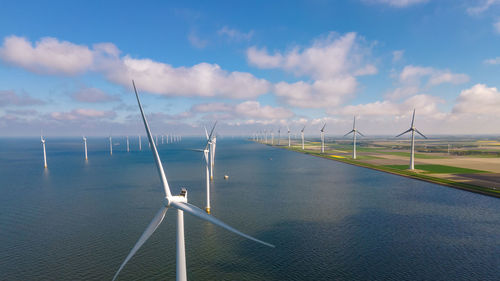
[41,135,47,168]
[203,123,216,213]
[139,135,142,151]
[83,136,88,160]
[301,126,306,150]
[111,81,274,281]
[396,109,427,170]
[287,126,291,147]
[109,136,113,155]
[271,130,274,145]
[344,116,364,159]
[126,136,130,152]
[320,123,326,153]
[264,130,268,144]
[162,135,164,144]
[277,128,281,146]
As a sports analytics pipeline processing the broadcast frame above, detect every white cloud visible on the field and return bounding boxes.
[72,87,119,103]
[0,90,44,107]
[247,32,375,79]
[0,36,94,75]
[218,26,254,41]
[367,0,429,8]
[392,50,404,62]
[399,65,469,86]
[452,84,500,116]
[467,0,500,15]
[494,19,500,33]
[484,57,500,64]
[50,109,116,121]
[191,100,293,120]
[274,77,357,108]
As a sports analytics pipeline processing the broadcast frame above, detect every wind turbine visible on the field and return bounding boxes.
[109,136,113,155]
[112,81,274,281]
[210,134,217,180]
[271,130,274,145]
[139,135,142,151]
[126,136,130,152]
[301,126,306,150]
[83,136,88,160]
[396,109,427,170]
[320,123,326,153]
[287,126,291,147]
[344,116,364,160]
[41,135,47,168]
[277,128,281,146]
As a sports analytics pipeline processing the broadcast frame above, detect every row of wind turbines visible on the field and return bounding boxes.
[254,110,427,171]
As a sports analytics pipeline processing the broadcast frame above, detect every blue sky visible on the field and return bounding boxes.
[0,0,499,136]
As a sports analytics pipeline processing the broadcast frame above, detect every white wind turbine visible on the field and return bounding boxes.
[138,135,142,151]
[320,123,326,153]
[109,136,113,155]
[126,136,130,152]
[41,135,47,168]
[344,116,364,160]
[277,128,281,146]
[301,126,306,150]
[210,133,217,180]
[112,81,274,281]
[396,109,427,170]
[287,126,291,147]
[83,136,88,160]
[199,123,217,214]
[271,130,274,145]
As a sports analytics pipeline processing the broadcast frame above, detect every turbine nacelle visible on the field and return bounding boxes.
[164,189,188,206]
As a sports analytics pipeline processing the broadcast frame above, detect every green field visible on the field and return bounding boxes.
[384,164,487,174]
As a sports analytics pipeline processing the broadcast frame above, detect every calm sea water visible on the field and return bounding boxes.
[0,137,499,280]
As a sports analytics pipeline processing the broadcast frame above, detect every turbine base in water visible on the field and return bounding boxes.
[205,207,210,214]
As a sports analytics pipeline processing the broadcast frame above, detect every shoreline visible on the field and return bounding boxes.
[263,143,500,199]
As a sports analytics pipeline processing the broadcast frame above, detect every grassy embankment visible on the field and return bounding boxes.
[267,143,500,198]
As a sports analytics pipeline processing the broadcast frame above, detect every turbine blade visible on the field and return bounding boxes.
[344,130,354,137]
[396,128,412,138]
[415,128,427,139]
[204,126,209,140]
[411,109,415,127]
[112,206,168,281]
[132,80,172,198]
[321,123,326,132]
[356,131,365,137]
[353,116,356,130]
[171,202,275,248]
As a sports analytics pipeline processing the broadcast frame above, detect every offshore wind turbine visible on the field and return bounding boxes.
[320,123,326,153]
[112,81,274,281]
[41,135,47,168]
[109,136,113,155]
[301,126,306,150]
[126,136,130,152]
[139,135,142,151]
[344,116,364,159]
[396,109,427,170]
[83,136,88,160]
[277,128,281,146]
[271,130,274,145]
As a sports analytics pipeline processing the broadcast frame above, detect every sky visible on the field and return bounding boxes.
[0,0,499,136]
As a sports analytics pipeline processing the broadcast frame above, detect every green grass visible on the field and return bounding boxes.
[384,164,488,174]
[377,151,445,159]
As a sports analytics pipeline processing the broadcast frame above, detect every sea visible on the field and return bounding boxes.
[0,137,499,280]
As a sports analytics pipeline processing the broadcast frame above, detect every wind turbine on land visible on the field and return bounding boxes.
[320,124,326,153]
[83,136,88,160]
[112,81,274,281]
[396,109,427,170]
[287,126,291,147]
[41,135,47,168]
[344,116,364,160]
[301,126,306,150]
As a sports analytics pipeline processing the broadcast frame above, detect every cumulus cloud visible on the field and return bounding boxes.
[0,36,94,75]
[466,0,500,15]
[49,109,116,121]
[399,65,469,86]
[366,0,429,8]
[72,87,119,103]
[484,57,500,64]
[452,84,500,116]
[0,90,44,107]
[0,35,271,100]
[274,77,357,108]
[191,100,293,120]
[218,26,254,41]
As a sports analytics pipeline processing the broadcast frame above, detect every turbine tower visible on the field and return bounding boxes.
[344,116,364,159]
[139,135,142,151]
[271,130,274,145]
[41,135,47,168]
[320,123,326,153]
[109,136,113,155]
[287,126,291,147]
[83,136,88,160]
[396,109,427,170]
[277,128,281,146]
[126,136,130,152]
[301,126,306,150]
[112,81,274,281]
